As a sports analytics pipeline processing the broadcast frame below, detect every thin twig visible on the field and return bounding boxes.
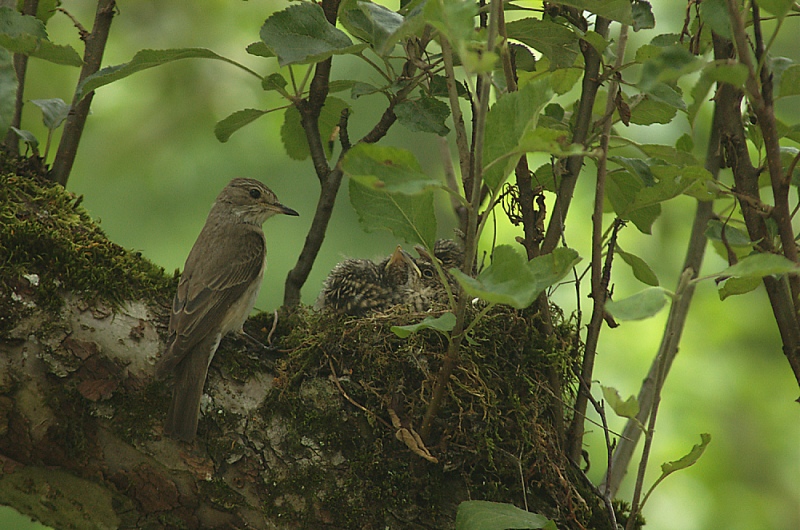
[565,24,629,464]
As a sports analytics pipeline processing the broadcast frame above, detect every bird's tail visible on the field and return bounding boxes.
[164,337,217,442]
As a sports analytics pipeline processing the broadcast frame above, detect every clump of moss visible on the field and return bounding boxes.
[250,304,606,528]
[0,155,176,336]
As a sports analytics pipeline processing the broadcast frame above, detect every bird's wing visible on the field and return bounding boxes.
[158,226,265,373]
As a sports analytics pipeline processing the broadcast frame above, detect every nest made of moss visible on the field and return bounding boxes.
[0,158,176,336]
[229,303,618,529]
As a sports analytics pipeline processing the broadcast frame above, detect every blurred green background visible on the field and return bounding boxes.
[3,1,798,528]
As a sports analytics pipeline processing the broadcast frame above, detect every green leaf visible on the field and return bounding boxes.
[638,45,702,91]
[281,97,349,160]
[606,171,662,234]
[339,0,404,53]
[0,7,82,67]
[545,0,633,25]
[31,98,69,130]
[617,249,659,286]
[632,1,655,31]
[506,18,580,70]
[215,108,268,143]
[638,143,699,167]
[676,133,694,153]
[630,97,678,125]
[689,61,748,127]
[704,220,753,248]
[455,500,553,530]
[605,287,671,321]
[10,126,38,153]
[394,96,450,136]
[391,312,456,338]
[423,0,477,55]
[452,246,580,309]
[717,253,800,279]
[483,78,553,190]
[645,82,686,111]
[343,143,442,194]
[262,72,288,93]
[758,0,794,19]
[581,30,609,54]
[260,3,365,66]
[348,178,437,247]
[548,65,582,95]
[661,433,711,475]
[699,0,732,39]
[718,275,761,300]
[246,41,275,58]
[779,64,800,98]
[77,48,246,101]
[601,385,640,419]
[517,127,589,157]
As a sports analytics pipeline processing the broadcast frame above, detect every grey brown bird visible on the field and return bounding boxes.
[409,239,465,308]
[155,178,298,442]
[318,245,420,315]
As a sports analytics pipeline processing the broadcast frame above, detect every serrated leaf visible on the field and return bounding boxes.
[601,385,640,419]
[31,98,69,130]
[717,253,800,279]
[779,64,800,98]
[246,41,275,58]
[260,3,365,66]
[452,246,580,309]
[0,7,82,67]
[391,312,456,338]
[215,109,268,143]
[262,72,288,93]
[718,275,761,300]
[704,220,753,247]
[280,97,349,160]
[645,82,686,111]
[638,143,699,166]
[339,0,404,53]
[517,127,589,157]
[605,287,670,321]
[483,78,553,190]
[617,249,659,286]
[77,48,245,101]
[394,96,450,135]
[661,433,711,474]
[606,171,662,234]
[630,97,678,125]
[632,1,655,31]
[343,143,441,194]
[455,500,553,530]
[349,178,437,247]
[506,18,579,70]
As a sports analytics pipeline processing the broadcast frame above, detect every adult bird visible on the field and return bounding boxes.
[155,178,298,442]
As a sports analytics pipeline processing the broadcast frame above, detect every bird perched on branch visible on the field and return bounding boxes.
[155,178,298,442]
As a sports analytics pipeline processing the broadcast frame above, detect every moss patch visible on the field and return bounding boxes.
[0,155,176,337]
[250,304,613,528]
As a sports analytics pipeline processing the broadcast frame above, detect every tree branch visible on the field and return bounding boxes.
[565,23,628,464]
[540,17,610,256]
[49,0,117,186]
[2,0,39,154]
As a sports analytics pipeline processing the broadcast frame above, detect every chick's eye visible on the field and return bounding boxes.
[422,269,434,279]
[249,188,261,199]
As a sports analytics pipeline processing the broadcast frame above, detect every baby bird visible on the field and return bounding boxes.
[319,246,420,315]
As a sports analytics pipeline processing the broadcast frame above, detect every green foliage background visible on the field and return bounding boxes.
[4,1,798,528]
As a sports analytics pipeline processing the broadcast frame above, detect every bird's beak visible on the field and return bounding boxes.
[386,245,420,276]
[269,202,299,216]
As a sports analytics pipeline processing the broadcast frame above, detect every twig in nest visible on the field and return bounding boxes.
[327,355,391,429]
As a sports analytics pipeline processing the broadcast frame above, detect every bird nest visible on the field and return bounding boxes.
[230,303,615,528]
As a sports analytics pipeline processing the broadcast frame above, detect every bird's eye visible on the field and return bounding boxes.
[422,269,434,279]
[249,188,261,199]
